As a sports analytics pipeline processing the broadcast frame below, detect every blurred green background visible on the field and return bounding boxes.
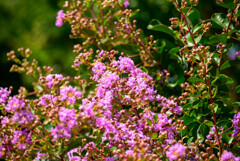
[0,0,221,94]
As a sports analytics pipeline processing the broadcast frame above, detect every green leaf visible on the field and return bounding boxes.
[212,74,234,85]
[111,146,117,151]
[188,77,204,83]
[153,114,158,123]
[211,13,233,29]
[187,137,194,147]
[180,114,198,125]
[147,19,175,37]
[146,118,152,126]
[217,33,228,44]
[197,122,209,142]
[186,32,201,47]
[233,102,240,107]
[220,60,240,70]
[218,74,234,85]
[193,23,202,33]
[169,47,180,56]
[151,133,158,139]
[204,120,214,127]
[216,0,235,10]
[183,103,192,110]
[236,85,240,93]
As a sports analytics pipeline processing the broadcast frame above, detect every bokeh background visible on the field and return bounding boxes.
[0,0,224,95]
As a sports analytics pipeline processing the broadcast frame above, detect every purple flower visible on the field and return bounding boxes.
[39,94,58,106]
[232,112,240,137]
[55,10,65,27]
[123,0,130,7]
[60,85,82,104]
[230,51,240,60]
[11,130,32,150]
[46,74,63,88]
[221,150,240,161]
[92,62,106,81]
[51,124,72,141]
[67,148,81,161]
[1,116,9,126]
[12,110,35,125]
[112,57,136,73]
[0,87,11,104]
[106,157,114,161]
[166,143,186,161]
[5,96,25,112]
[99,50,104,57]
[34,151,48,161]
[59,107,78,128]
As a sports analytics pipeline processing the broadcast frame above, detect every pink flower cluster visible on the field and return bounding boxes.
[0,87,11,104]
[55,10,65,27]
[51,107,78,141]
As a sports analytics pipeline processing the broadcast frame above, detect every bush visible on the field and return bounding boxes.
[0,0,240,160]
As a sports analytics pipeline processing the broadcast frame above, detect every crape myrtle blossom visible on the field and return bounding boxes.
[232,112,240,137]
[12,109,35,125]
[92,62,106,81]
[46,74,63,88]
[230,51,240,60]
[166,143,187,161]
[221,150,240,161]
[34,151,48,161]
[51,107,78,141]
[0,87,11,104]
[11,130,32,150]
[5,96,25,112]
[39,94,58,106]
[123,0,130,8]
[55,10,65,27]
[60,85,82,104]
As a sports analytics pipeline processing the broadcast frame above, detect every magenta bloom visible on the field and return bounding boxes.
[34,151,48,161]
[60,85,82,104]
[55,10,65,27]
[166,143,186,161]
[51,124,72,141]
[12,110,35,125]
[92,62,106,81]
[11,130,32,150]
[46,74,63,88]
[123,0,130,7]
[39,94,58,106]
[0,87,11,104]
[99,50,104,57]
[5,96,25,112]
[106,157,114,161]
[221,150,240,161]
[59,107,77,128]
[232,112,240,137]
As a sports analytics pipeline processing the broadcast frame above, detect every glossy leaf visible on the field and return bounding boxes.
[211,13,233,29]
[147,19,175,37]
[236,85,240,93]
[216,0,235,10]
[220,60,240,70]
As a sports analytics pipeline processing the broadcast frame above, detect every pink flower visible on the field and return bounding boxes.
[0,87,11,104]
[221,150,240,161]
[55,10,65,27]
[60,85,82,104]
[123,0,130,7]
[11,130,32,150]
[166,143,186,161]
